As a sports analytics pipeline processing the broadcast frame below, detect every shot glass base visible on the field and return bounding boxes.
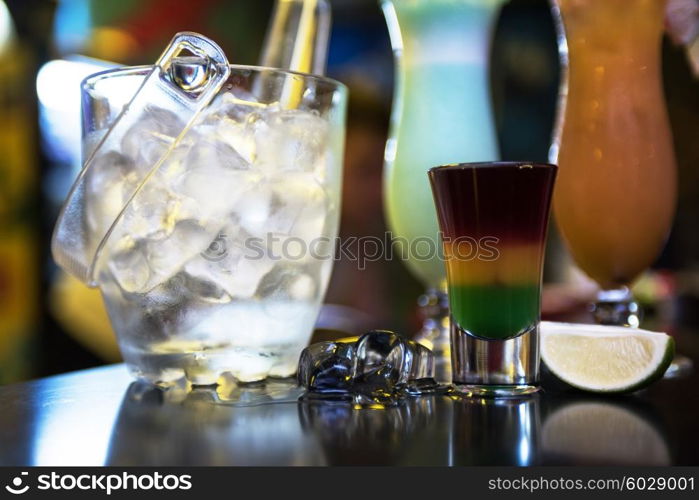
[450,319,540,393]
[449,383,540,398]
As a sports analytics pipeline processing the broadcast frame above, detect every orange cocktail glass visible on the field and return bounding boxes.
[552,0,677,325]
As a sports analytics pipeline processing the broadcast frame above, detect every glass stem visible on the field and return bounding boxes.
[592,287,642,327]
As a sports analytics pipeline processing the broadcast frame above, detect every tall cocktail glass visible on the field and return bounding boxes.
[381,0,504,377]
[429,162,557,396]
[551,0,677,326]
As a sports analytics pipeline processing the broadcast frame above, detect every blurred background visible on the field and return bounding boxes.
[0,0,697,384]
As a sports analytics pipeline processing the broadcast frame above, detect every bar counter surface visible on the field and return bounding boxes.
[1,327,698,466]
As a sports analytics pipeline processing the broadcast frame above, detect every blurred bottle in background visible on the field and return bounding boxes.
[0,0,54,383]
[259,0,330,74]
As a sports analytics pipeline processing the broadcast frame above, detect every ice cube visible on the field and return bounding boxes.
[225,349,277,383]
[258,266,320,323]
[234,184,273,236]
[180,271,231,304]
[355,330,411,392]
[215,117,256,164]
[174,157,258,221]
[297,342,357,394]
[85,150,134,196]
[257,265,318,302]
[298,332,442,404]
[406,340,434,381]
[203,89,264,123]
[107,219,215,294]
[254,108,329,174]
[199,92,266,164]
[185,128,250,171]
[184,229,275,300]
[147,220,215,282]
[403,341,441,395]
[143,272,189,311]
[184,367,219,386]
[84,151,137,236]
[288,273,317,300]
[121,106,185,171]
[107,236,151,293]
[265,173,328,245]
[119,183,182,242]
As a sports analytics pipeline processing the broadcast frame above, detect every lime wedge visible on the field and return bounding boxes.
[540,322,675,393]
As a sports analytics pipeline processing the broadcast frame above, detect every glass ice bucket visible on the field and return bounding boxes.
[76,65,347,386]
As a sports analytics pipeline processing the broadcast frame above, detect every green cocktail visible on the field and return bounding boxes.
[449,284,540,340]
